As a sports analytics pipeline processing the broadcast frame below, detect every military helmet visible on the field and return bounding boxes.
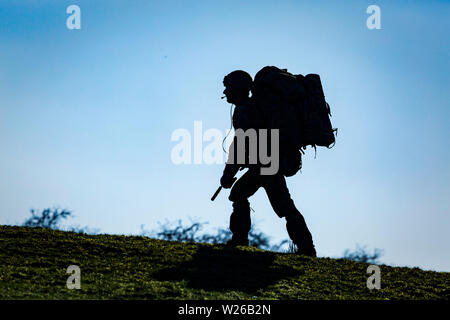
[223,70,253,91]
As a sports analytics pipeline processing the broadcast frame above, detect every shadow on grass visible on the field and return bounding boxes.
[153,245,301,294]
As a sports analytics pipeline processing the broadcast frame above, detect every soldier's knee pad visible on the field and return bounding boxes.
[232,199,250,211]
[286,213,307,231]
[272,199,297,218]
[228,188,246,202]
[285,213,312,244]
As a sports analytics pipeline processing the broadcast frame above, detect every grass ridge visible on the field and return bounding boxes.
[0,225,448,300]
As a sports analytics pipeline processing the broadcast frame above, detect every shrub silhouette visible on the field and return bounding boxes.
[22,209,383,260]
[23,208,72,229]
[22,207,99,234]
[343,244,383,264]
[142,219,290,251]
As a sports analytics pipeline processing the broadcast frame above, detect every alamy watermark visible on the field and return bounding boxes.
[366,5,381,30]
[171,121,280,175]
[66,265,81,289]
[366,265,381,290]
[66,5,81,30]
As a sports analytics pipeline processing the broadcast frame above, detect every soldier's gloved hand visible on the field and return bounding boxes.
[220,175,237,189]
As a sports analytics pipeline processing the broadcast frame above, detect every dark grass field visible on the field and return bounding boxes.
[0,225,448,300]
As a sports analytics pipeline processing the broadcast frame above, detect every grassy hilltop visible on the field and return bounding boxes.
[0,225,448,300]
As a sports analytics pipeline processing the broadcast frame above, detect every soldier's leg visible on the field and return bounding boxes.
[227,169,261,246]
[261,174,316,256]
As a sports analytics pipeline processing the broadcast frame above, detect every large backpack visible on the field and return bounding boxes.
[251,66,337,175]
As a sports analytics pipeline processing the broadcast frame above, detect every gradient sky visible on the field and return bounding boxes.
[0,0,449,272]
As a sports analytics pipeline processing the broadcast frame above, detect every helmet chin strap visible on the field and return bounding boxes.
[222,103,234,154]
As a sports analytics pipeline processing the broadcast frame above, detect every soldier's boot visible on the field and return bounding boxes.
[285,211,316,257]
[226,200,251,247]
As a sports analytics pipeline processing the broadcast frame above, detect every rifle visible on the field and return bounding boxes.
[210,186,222,201]
[210,177,237,201]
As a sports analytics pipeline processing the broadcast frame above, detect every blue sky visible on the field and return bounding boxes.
[0,0,449,272]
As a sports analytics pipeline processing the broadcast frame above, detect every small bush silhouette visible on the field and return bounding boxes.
[153,220,204,242]
[23,208,72,229]
[343,244,384,264]
[141,219,289,251]
[22,207,99,234]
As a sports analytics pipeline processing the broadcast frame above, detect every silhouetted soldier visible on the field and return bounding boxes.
[220,70,316,257]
